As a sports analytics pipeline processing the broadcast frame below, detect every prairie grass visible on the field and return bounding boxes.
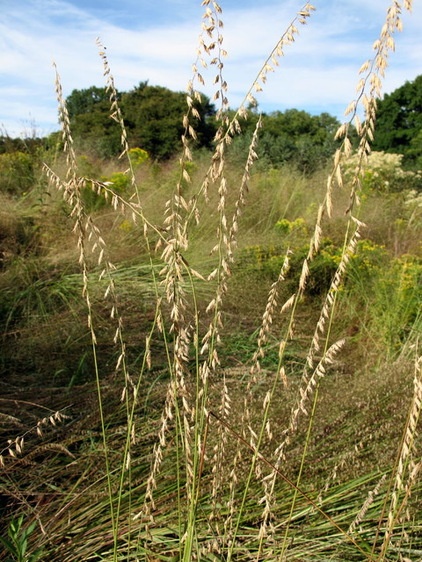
[1,1,421,561]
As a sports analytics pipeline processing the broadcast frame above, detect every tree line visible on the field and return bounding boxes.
[61,81,342,173]
[1,75,420,174]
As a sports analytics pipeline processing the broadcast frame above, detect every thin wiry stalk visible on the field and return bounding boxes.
[141,4,233,554]
[51,55,159,560]
[0,408,70,466]
[217,8,371,561]
[222,253,292,555]
[347,474,387,537]
[260,340,346,556]
[245,177,357,559]
[241,2,316,111]
[216,252,289,542]
[50,65,118,548]
[93,41,180,558]
[34,0,418,559]
[160,98,195,546]
[181,3,316,236]
[131,5,231,549]
[96,38,136,186]
[253,0,413,554]
[200,97,265,558]
[379,352,421,558]
[220,3,314,186]
[181,4,233,557]
[209,411,376,561]
[136,297,179,551]
[333,0,412,218]
[207,120,264,470]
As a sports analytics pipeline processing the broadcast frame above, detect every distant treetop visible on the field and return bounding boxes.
[373,74,422,170]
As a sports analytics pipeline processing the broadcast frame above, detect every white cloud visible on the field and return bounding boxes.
[213,0,422,119]
[0,0,421,136]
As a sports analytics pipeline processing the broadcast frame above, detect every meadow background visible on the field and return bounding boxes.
[0,1,421,560]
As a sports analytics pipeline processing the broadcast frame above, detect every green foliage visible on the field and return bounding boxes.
[0,152,35,196]
[0,213,41,269]
[65,84,340,169]
[0,515,43,562]
[238,243,281,271]
[66,82,216,160]
[345,244,422,357]
[76,154,101,177]
[82,171,132,211]
[290,239,341,295]
[65,86,123,157]
[275,217,307,236]
[239,237,341,296]
[382,255,422,350]
[128,147,149,167]
[66,85,111,119]
[348,239,390,276]
[240,235,421,357]
[0,257,81,331]
[229,109,340,174]
[0,136,44,156]
[372,74,422,169]
[121,82,216,159]
[105,172,131,193]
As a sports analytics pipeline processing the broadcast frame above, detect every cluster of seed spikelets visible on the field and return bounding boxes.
[195,3,322,557]
[380,353,422,557]
[0,410,71,469]
[249,0,417,555]
[254,2,422,558]
[43,51,157,557]
[40,0,421,559]
[45,62,130,396]
[130,3,232,553]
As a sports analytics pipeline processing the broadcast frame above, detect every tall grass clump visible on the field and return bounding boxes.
[1,1,421,561]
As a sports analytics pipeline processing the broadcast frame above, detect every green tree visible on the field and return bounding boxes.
[66,86,111,119]
[65,82,216,160]
[121,82,216,160]
[0,135,44,156]
[372,75,422,169]
[227,108,340,173]
[66,86,121,158]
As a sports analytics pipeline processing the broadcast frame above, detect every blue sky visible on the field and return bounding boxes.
[0,0,421,137]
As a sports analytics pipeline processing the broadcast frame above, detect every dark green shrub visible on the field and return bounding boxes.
[238,238,341,296]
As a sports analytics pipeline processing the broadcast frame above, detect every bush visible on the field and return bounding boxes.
[128,147,149,167]
[81,172,132,212]
[341,241,421,357]
[344,151,422,193]
[239,237,342,296]
[275,217,307,236]
[0,151,35,196]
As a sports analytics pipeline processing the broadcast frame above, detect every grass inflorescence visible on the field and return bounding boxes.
[0,1,421,561]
